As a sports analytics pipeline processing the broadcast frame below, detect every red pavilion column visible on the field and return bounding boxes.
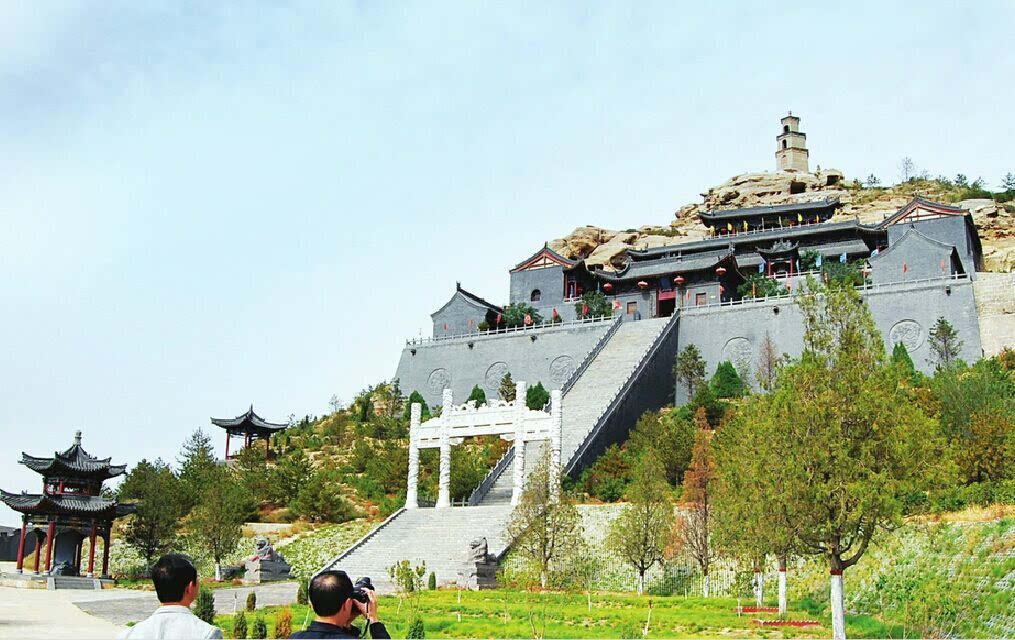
[43,520,55,574]
[15,516,27,573]
[224,431,231,459]
[101,527,111,578]
[32,531,42,573]
[87,521,97,576]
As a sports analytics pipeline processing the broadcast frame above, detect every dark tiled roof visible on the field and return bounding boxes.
[878,197,966,228]
[20,433,128,481]
[596,251,738,281]
[0,490,135,517]
[628,220,884,260]
[211,405,288,432]
[453,282,503,313]
[698,198,841,222]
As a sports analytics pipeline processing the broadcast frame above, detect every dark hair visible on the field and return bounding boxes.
[309,570,354,616]
[152,554,198,603]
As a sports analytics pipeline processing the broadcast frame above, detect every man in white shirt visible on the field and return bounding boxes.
[121,554,222,639]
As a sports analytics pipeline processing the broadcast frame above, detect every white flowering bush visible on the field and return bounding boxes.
[276,519,374,580]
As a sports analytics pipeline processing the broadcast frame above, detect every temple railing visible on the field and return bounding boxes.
[466,446,515,506]
[561,314,623,395]
[406,315,614,346]
[681,273,969,312]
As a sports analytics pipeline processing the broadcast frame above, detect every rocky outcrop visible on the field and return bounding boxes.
[550,170,1015,273]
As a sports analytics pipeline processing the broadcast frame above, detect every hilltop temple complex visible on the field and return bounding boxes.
[322,114,1001,589]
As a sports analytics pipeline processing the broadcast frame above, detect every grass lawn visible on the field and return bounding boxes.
[213,589,901,638]
[114,578,259,592]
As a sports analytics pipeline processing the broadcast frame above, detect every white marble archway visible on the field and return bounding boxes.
[406,381,562,509]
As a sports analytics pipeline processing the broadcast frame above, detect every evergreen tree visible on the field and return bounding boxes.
[466,384,487,406]
[890,341,920,383]
[673,345,706,398]
[710,361,746,398]
[402,391,431,422]
[194,588,216,623]
[117,459,183,570]
[291,470,360,523]
[233,611,248,639]
[177,428,217,511]
[499,372,517,402]
[627,410,694,486]
[928,316,963,370]
[525,382,550,410]
[270,449,314,506]
[606,453,673,595]
[1002,171,1015,192]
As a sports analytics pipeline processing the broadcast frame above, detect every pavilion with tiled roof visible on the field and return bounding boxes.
[211,405,288,461]
[0,431,134,579]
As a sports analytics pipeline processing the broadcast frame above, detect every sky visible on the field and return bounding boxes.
[2,1,1014,525]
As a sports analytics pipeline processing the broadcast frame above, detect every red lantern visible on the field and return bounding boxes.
[715,266,727,276]
[603,282,613,292]
[674,275,685,285]
[637,280,649,290]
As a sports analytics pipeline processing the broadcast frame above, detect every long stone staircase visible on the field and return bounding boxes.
[323,505,513,591]
[320,316,677,587]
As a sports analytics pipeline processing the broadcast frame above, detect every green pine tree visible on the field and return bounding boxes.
[466,385,487,405]
[526,382,550,410]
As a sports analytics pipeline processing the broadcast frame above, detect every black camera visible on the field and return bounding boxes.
[352,576,374,603]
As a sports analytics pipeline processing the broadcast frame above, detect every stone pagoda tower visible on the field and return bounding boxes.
[776,112,809,172]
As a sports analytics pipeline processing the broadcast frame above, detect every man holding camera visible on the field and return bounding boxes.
[291,571,390,639]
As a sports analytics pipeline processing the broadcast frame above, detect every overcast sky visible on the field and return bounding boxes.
[2,1,1013,525]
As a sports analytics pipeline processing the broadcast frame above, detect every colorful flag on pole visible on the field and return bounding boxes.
[613,300,622,310]
[582,304,589,317]
[743,220,748,231]
[758,262,764,273]
[903,262,908,274]
[496,313,502,324]
[524,313,532,325]
[870,248,879,257]
[797,213,803,223]
[709,225,715,237]
[816,254,822,268]
[840,251,847,263]
[727,222,733,233]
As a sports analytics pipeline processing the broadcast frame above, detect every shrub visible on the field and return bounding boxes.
[428,571,437,590]
[194,588,215,624]
[274,608,293,638]
[737,273,787,299]
[526,382,550,410]
[252,615,267,639]
[501,303,542,328]
[407,617,426,639]
[575,291,612,318]
[233,611,248,639]
[466,385,487,406]
[296,579,308,605]
[246,591,256,612]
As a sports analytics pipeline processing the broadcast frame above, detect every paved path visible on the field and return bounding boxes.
[73,581,300,626]
[0,586,126,639]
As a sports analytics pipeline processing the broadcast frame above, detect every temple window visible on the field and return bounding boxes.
[782,139,787,149]
[783,125,789,133]
[696,293,707,306]
[530,289,541,302]
[790,181,805,194]
[626,302,638,315]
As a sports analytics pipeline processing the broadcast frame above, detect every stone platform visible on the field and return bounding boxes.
[0,571,114,590]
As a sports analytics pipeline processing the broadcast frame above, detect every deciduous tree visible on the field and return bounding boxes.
[188,465,248,580]
[499,372,517,402]
[783,282,945,640]
[673,408,715,597]
[506,452,583,588]
[606,453,673,595]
